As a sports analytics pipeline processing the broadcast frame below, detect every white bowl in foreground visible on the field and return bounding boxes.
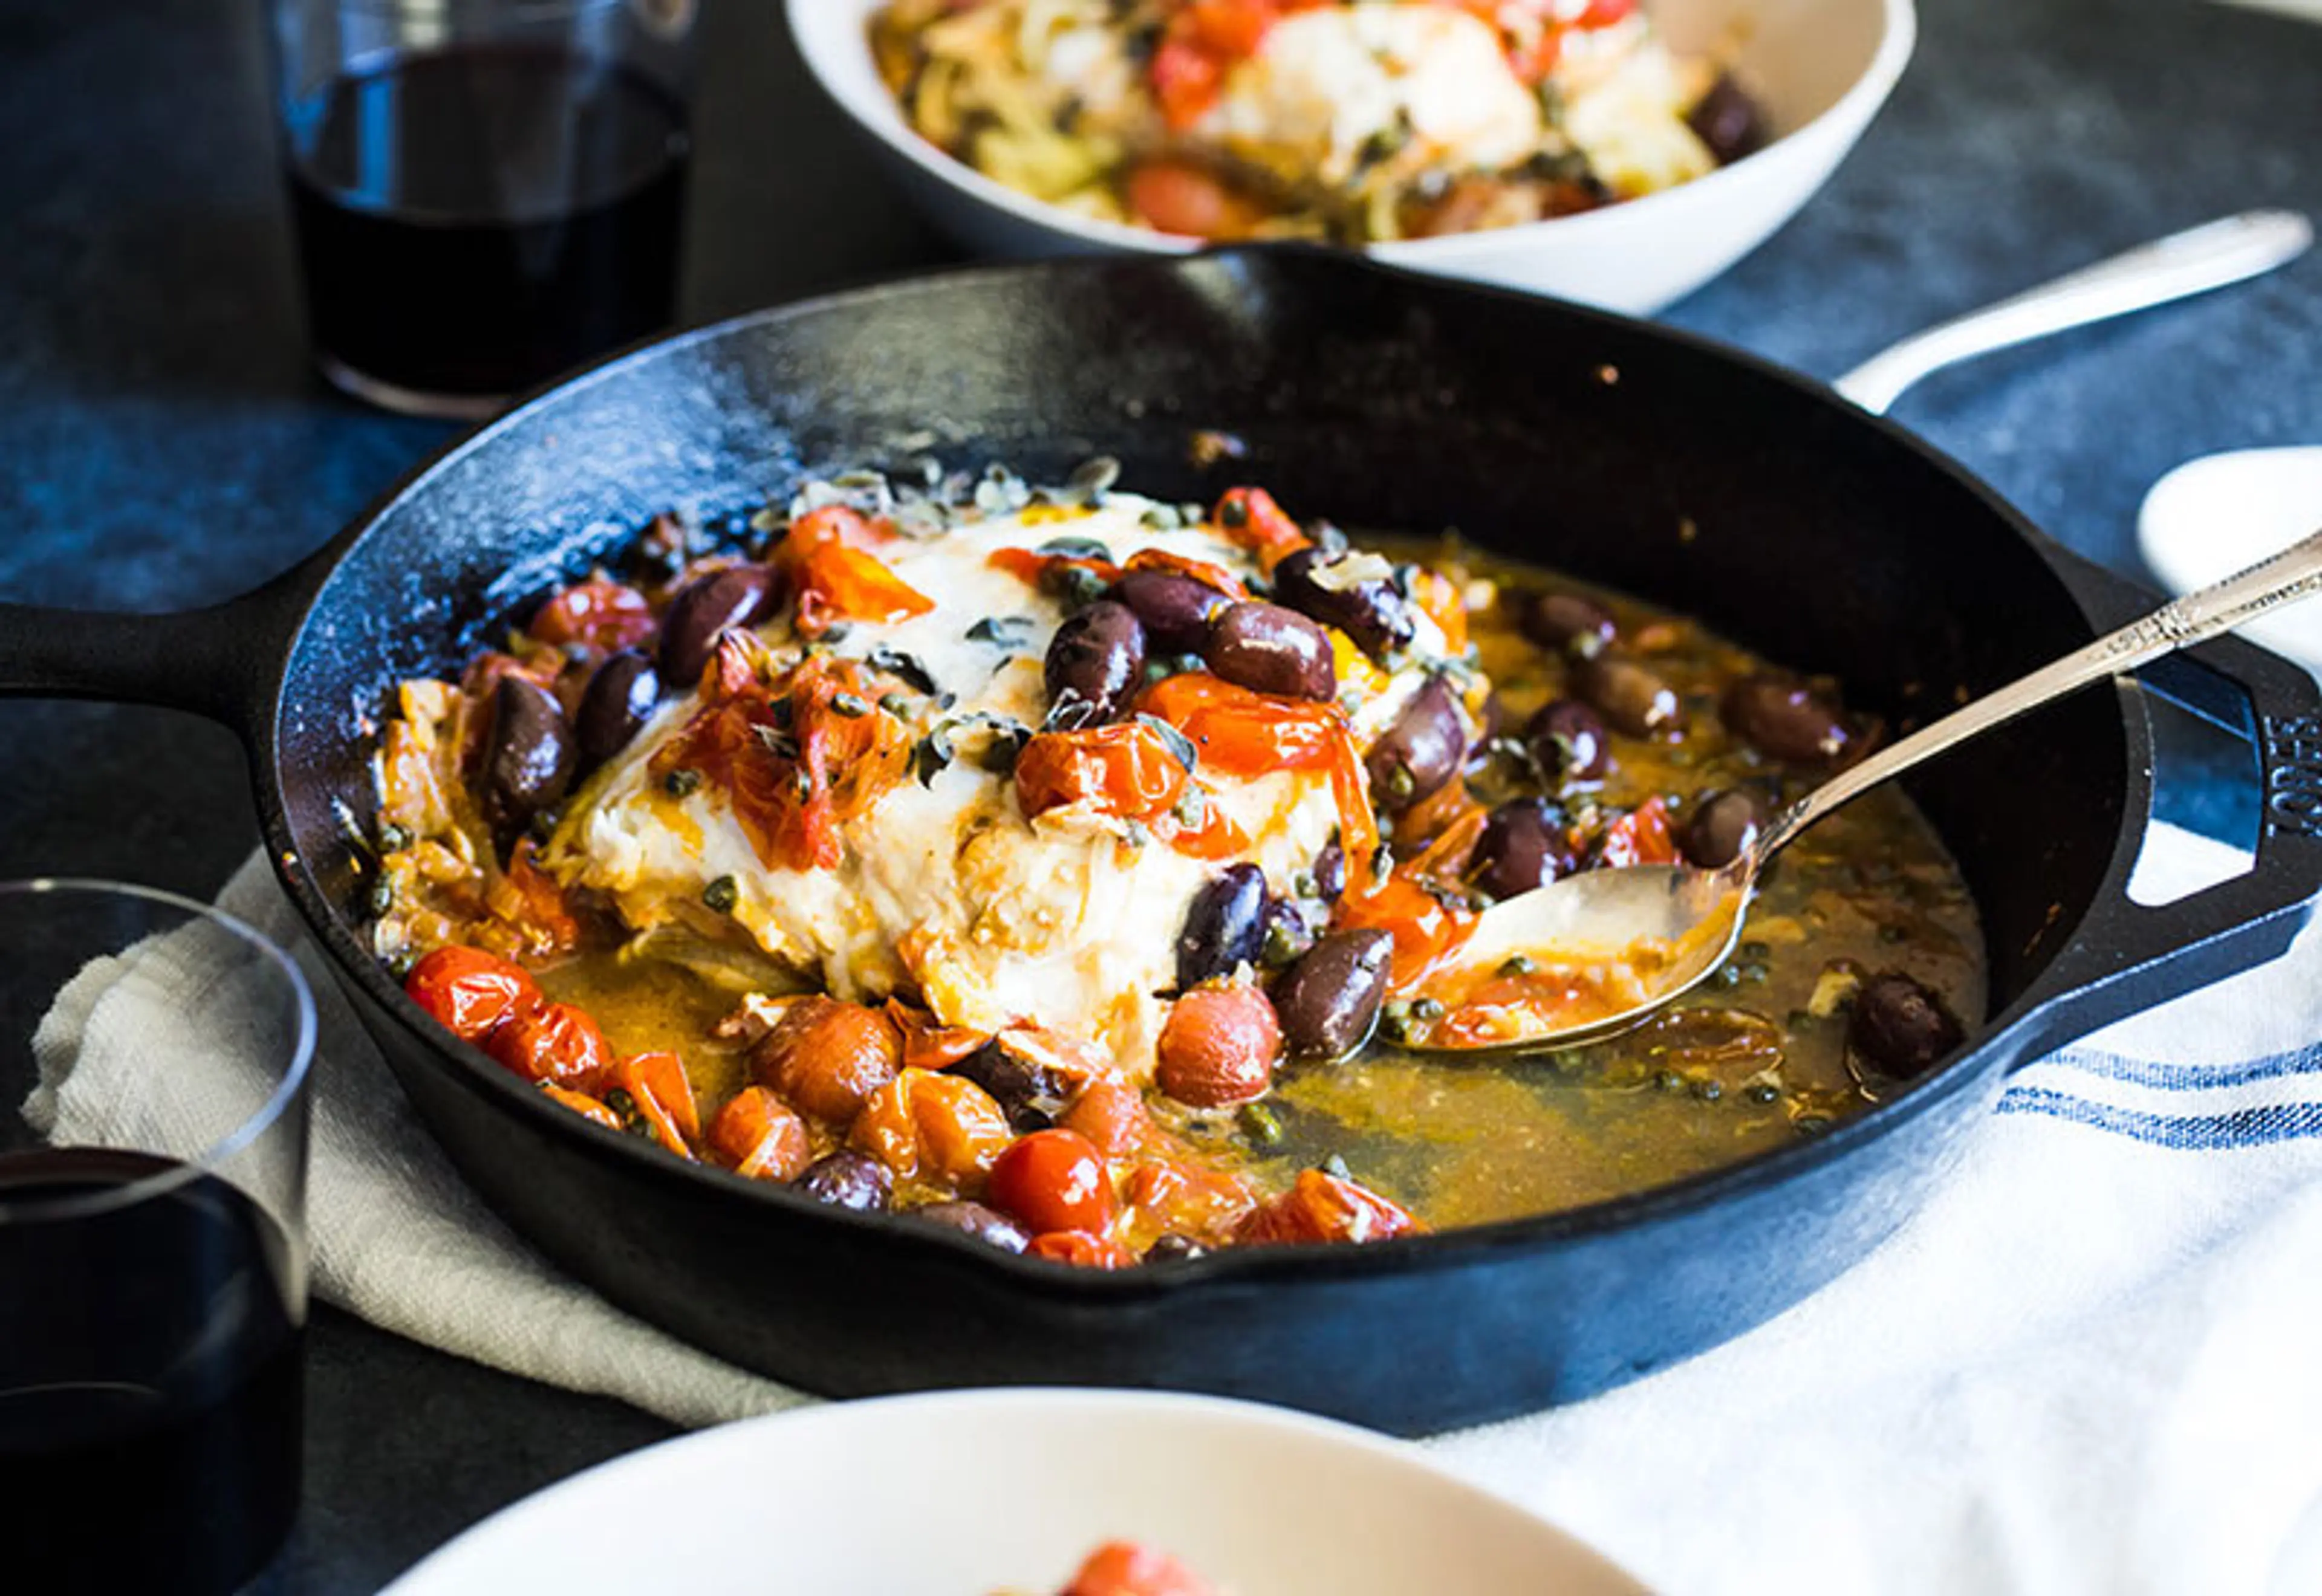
[381,1389,1647,1595]
[2139,446,2322,676]
[789,0,1916,314]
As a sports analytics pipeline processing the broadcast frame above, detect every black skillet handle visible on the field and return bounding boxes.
[2005,551,2322,1056]
[0,554,324,744]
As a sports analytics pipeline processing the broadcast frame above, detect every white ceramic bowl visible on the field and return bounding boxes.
[382,1389,1647,1595]
[789,0,1916,313]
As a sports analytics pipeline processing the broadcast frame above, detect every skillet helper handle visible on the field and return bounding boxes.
[2006,568,2322,1051]
[0,565,313,739]
[1830,210,2314,414]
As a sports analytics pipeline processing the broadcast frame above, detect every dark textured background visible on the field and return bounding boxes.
[0,0,2316,1587]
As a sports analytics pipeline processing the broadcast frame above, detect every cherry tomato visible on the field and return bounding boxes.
[1210,485,1310,571]
[707,1085,811,1181]
[752,996,902,1123]
[886,1000,991,1071]
[782,504,932,638]
[1236,1169,1423,1246]
[1123,1159,1257,1242]
[1027,1230,1138,1269]
[988,1129,1117,1236]
[539,1084,622,1132]
[606,1050,699,1157]
[1061,1079,1150,1159]
[527,578,657,652]
[487,1001,612,1092]
[1061,1540,1217,1596]
[1124,160,1260,241]
[1156,985,1280,1108]
[1015,719,1192,823]
[403,946,540,1043]
[1595,796,1679,868]
[848,1068,1015,1187]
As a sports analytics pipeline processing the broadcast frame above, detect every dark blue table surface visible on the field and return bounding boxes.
[2,0,2318,1587]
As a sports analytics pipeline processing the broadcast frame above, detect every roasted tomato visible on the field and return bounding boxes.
[1594,795,1679,868]
[988,1128,1118,1236]
[751,996,902,1123]
[1027,1230,1139,1269]
[527,577,657,652]
[1061,1079,1151,1159]
[1123,159,1263,241]
[605,1051,699,1158]
[1210,485,1310,572]
[1015,718,1192,823]
[707,1085,811,1180]
[486,1001,613,1093]
[848,1068,1015,1187]
[781,504,933,638]
[1156,985,1280,1107]
[403,946,540,1043]
[538,1084,622,1132]
[1236,1168,1424,1246]
[1060,1540,1217,1596]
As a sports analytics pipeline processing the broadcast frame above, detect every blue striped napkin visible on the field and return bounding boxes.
[1429,823,2322,1595]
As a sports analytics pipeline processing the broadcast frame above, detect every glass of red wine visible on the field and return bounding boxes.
[267,0,701,418]
[0,881,315,1594]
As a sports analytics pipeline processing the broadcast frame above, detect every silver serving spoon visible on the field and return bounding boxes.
[1416,525,2322,1055]
[1392,209,2318,1056]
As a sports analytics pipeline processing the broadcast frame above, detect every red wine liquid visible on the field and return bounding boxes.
[0,1149,304,1595]
[285,45,689,403]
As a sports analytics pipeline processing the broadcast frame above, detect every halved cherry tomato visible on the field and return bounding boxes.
[1027,1230,1138,1269]
[988,1128,1117,1235]
[486,1001,612,1092]
[887,1000,990,1071]
[1062,1079,1151,1158]
[707,1085,811,1180]
[1061,1539,1217,1596]
[780,504,932,638]
[403,946,540,1042]
[1330,870,1475,994]
[1123,1158,1257,1241]
[1120,546,1249,598]
[1124,159,1262,241]
[988,545,1122,592]
[605,1051,699,1157]
[1210,485,1310,573]
[1133,672,1378,894]
[1015,718,1191,823]
[485,839,582,957]
[1236,1168,1424,1246]
[1595,796,1679,868]
[752,996,901,1123]
[527,578,657,652]
[848,1068,1014,1187]
[539,1083,622,1132]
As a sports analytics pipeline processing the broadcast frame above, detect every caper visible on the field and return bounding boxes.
[702,875,740,913]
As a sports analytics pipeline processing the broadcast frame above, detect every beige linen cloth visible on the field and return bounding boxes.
[28,832,2322,1595]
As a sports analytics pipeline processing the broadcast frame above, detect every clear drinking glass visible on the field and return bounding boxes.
[268,0,701,418]
[0,881,316,1595]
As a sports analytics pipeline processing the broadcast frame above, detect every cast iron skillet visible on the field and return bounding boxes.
[7,250,2321,1435]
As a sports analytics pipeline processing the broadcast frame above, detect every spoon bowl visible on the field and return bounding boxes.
[1396,525,2322,1056]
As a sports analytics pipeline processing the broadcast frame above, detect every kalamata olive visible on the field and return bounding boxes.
[1572,653,1680,738]
[480,676,577,835]
[911,1199,1031,1253]
[1688,72,1767,165]
[1469,798,1578,901]
[1156,984,1281,1107]
[658,564,774,688]
[575,649,661,764]
[1176,863,1269,989]
[1722,675,1859,765]
[1680,788,1763,869]
[1144,1233,1208,1264]
[1204,602,1336,701]
[1525,699,1612,782]
[1043,600,1146,728]
[1847,972,1965,1080]
[1365,676,1467,814]
[792,1150,893,1212]
[949,1039,1068,1132]
[1520,591,1616,655]
[1111,569,1229,655]
[1270,547,1416,661]
[1312,842,1346,903]
[1271,929,1394,1062]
